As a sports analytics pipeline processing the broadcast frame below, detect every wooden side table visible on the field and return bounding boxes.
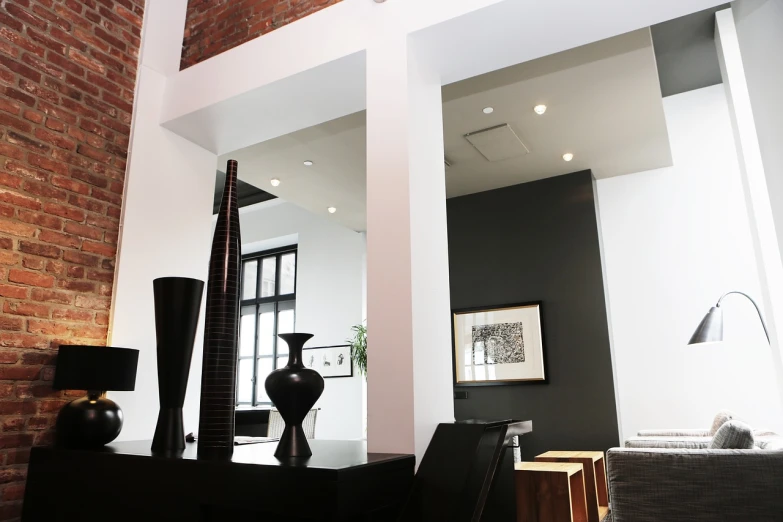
[535,451,609,522]
[515,462,588,522]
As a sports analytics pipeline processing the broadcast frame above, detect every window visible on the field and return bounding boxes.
[237,246,297,406]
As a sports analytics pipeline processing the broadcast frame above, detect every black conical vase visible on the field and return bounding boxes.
[197,159,241,459]
[151,277,204,454]
[265,333,324,459]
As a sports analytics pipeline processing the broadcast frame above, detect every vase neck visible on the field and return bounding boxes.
[278,333,314,368]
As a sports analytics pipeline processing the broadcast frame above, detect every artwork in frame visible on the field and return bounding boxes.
[302,345,353,378]
[452,301,547,386]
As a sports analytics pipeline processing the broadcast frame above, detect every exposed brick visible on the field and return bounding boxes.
[62,250,99,266]
[17,210,62,230]
[0,402,37,415]
[74,295,109,310]
[30,288,73,305]
[43,202,85,222]
[0,0,142,511]
[38,230,81,249]
[52,308,91,322]
[4,301,50,318]
[51,176,90,195]
[22,256,45,270]
[18,241,61,259]
[0,188,41,210]
[63,221,102,240]
[0,350,19,364]
[86,269,113,282]
[23,180,67,201]
[27,320,69,336]
[0,366,40,380]
[0,250,21,265]
[0,219,36,237]
[9,269,55,288]
[0,316,24,331]
[4,130,44,151]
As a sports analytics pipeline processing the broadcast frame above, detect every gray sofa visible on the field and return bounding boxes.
[606,446,783,522]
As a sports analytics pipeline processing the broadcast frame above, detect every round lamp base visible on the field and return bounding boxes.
[56,394,123,448]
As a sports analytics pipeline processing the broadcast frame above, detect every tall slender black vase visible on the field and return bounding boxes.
[151,277,204,454]
[197,159,241,459]
[265,333,325,459]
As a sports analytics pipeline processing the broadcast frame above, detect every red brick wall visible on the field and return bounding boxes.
[181,0,341,70]
[0,0,143,518]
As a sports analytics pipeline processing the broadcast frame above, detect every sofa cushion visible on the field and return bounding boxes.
[710,420,755,449]
[758,437,783,451]
[625,436,712,449]
[709,409,739,435]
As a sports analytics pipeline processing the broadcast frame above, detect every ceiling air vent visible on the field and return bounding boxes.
[464,124,529,162]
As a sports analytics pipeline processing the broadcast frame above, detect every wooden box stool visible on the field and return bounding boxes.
[535,452,609,522]
[515,462,588,522]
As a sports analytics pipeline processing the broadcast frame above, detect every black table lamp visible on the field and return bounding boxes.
[53,345,139,448]
[689,291,770,345]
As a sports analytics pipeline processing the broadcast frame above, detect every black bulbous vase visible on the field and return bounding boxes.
[265,333,324,459]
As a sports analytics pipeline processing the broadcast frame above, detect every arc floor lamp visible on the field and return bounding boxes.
[689,291,770,345]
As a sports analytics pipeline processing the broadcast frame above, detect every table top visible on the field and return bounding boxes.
[516,462,584,475]
[537,450,604,461]
[79,439,413,471]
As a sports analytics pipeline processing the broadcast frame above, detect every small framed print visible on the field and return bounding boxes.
[302,344,353,378]
[452,301,547,386]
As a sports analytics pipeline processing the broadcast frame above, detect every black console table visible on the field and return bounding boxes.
[22,439,414,522]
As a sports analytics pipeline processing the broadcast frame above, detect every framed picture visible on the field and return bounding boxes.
[302,344,353,378]
[452,301,547,386]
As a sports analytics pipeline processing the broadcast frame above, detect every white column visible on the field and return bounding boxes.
[731,0,783,268]
[109,0,216,441]
[366,30,455,461]
[715,9,783,420]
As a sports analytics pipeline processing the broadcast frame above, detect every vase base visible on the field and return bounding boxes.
[275,424,312,459]
[151,407,185,454]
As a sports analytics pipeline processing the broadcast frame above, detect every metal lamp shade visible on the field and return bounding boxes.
[688,306,724,345]
[53,345,139,391]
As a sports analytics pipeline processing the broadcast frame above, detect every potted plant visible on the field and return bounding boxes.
[348,324,367,378]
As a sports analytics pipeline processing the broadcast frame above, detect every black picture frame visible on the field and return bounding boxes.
[302,344,354,378]
[451,300,548,387]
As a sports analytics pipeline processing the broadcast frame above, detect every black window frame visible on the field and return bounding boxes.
[236,245,298,407]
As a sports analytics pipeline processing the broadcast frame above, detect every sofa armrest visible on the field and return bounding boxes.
[636,428,710,437]
[624,436,711,449]
[607,448,783,522]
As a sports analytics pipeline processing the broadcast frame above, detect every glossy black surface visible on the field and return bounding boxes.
[23,440,414,522]
[265,333,325,459]
[55,394,123,448]
[198,159,242,459]
[400,419,532,522]
[53,345,139,391]
[152,277,204,454]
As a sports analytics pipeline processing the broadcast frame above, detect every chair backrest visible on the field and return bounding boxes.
[267,409,318,439]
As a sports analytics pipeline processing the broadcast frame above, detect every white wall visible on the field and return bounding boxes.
[109,0,215,442]
[239,200,365,441]
[597,85,783,440]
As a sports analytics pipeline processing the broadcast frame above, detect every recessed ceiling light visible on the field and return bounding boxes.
[482,107,494,114]
[303,160,314,166]
[327,207,337,214]
[534,104,547,115]
[270,178,280,187]
[562,153,574,162]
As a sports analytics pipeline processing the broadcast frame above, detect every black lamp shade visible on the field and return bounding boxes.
[53,345,139,391]
[688,307,724,345]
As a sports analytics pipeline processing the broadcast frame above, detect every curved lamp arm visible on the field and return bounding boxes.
[716,291,770,343]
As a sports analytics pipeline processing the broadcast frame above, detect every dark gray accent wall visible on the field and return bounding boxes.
[447,170,619,460]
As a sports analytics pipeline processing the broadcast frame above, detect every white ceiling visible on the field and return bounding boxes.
[221,28,672,232]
